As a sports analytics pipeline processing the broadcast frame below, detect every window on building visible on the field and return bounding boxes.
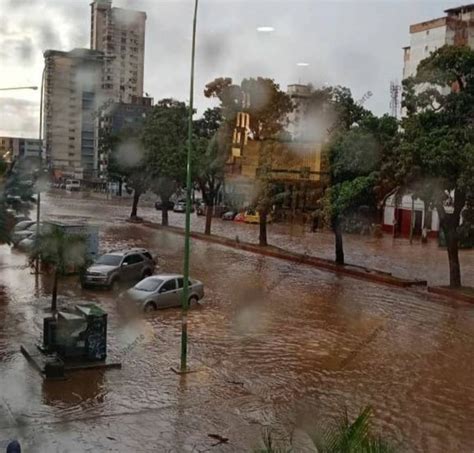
[426,30,430,35]
[425,45,429,52]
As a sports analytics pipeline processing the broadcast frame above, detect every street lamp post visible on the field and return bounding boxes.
[0,86,38,91]
[178,0,199,374]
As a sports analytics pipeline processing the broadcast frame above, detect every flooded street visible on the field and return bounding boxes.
[0,192,473,451]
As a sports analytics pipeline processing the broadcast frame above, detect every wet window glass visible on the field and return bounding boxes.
[161,279,176,292]
[95,255,122,266]
[135,278,163,292]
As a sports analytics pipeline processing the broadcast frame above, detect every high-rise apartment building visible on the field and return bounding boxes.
[44,49,104,178]
[403,4,474,79]
[90,0,147,103]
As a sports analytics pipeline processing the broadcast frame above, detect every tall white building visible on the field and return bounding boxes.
[90,0,147,103]
[44,49,104,178]
[403,3,474,79]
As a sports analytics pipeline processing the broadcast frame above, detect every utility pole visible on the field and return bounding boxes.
[178,0,199,374]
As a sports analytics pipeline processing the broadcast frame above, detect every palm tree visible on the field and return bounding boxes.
[311,407,394,453]
[30,225,88,312]
[256,407,394,453]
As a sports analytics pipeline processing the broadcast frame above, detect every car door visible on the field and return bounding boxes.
[121,254,143,281]
[155,278,178,308]
[175,277,194,305]
[128,254,145,280]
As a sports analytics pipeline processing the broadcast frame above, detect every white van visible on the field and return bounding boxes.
[65,179,81,192]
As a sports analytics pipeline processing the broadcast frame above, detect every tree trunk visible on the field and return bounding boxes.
[445,225,461,288]
[437,191,465,288]
[259,210,268,246]
[130,190,141,218]
[51,268,58,312]
[334,218,344,265]
[161,207,169,226]
[205,202,213,235]
[118,179,123,197]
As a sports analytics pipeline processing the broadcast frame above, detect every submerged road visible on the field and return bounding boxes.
[0,192,472,451]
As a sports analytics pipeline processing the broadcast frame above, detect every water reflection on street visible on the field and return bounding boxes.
[0,192,473,452]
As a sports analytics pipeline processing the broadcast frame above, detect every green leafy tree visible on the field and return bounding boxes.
[30,225,88,312]
[142,99,189,225]
[205,77,294,244]
[317,87,382,264]
[107,132,150,219]
[399,45,474,287]
[194,107,229,235]
[204,76,293,140]
[0,156,12,244]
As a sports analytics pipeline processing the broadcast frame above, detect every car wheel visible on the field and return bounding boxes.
[144,301,157,312]
[109,278,120,291]
[188,296,199,306]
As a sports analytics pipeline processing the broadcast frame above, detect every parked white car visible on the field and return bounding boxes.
[65,179,81,191]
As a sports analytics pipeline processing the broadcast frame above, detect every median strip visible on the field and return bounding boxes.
[142,221,428,289]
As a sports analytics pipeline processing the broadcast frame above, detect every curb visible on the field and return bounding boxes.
[142,222,427,289]
[428,286,474,304]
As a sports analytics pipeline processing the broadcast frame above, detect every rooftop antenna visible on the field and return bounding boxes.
[390,80,401,118]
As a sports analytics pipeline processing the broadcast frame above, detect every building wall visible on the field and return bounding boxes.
[286,84,311,140]
[403,22,448,78]
[0,137,42,160]
[404,7,474,80]
[225,139,325,209]
[383,194,440,235]
[238,140,322,182]
[91,0,146,103]
[44,49,103,178]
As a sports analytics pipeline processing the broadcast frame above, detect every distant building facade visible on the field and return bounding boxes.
[98,96,153,177]
[225,139,327,218]
[286,84,312,140]
[44,49,104,179]
[0,137,42,161]
[403,4,474,79]
[90,0,147,103]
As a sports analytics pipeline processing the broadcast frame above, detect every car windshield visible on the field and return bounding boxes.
[94,254,122,266]
[135,278,163,292]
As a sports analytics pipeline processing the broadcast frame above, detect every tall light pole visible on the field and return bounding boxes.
[178,0,199,374]
[0,86,38,91]
[35,67,46,274]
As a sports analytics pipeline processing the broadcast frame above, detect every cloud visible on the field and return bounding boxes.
[0,98,39,137]
[0,0,464,138]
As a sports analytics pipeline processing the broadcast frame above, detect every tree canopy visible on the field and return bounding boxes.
[399,45,474,287]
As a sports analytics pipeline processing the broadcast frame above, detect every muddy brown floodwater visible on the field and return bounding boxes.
[0,191,473,452]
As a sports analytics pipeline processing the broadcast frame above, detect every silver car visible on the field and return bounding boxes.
[120,274,204,312]
[82,248,155,290]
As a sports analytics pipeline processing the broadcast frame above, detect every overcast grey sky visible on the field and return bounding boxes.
[0,0,462,138]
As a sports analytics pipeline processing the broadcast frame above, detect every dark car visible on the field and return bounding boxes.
[173,201,195,213]
[155,200,174,210]
[222,210,238,221]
